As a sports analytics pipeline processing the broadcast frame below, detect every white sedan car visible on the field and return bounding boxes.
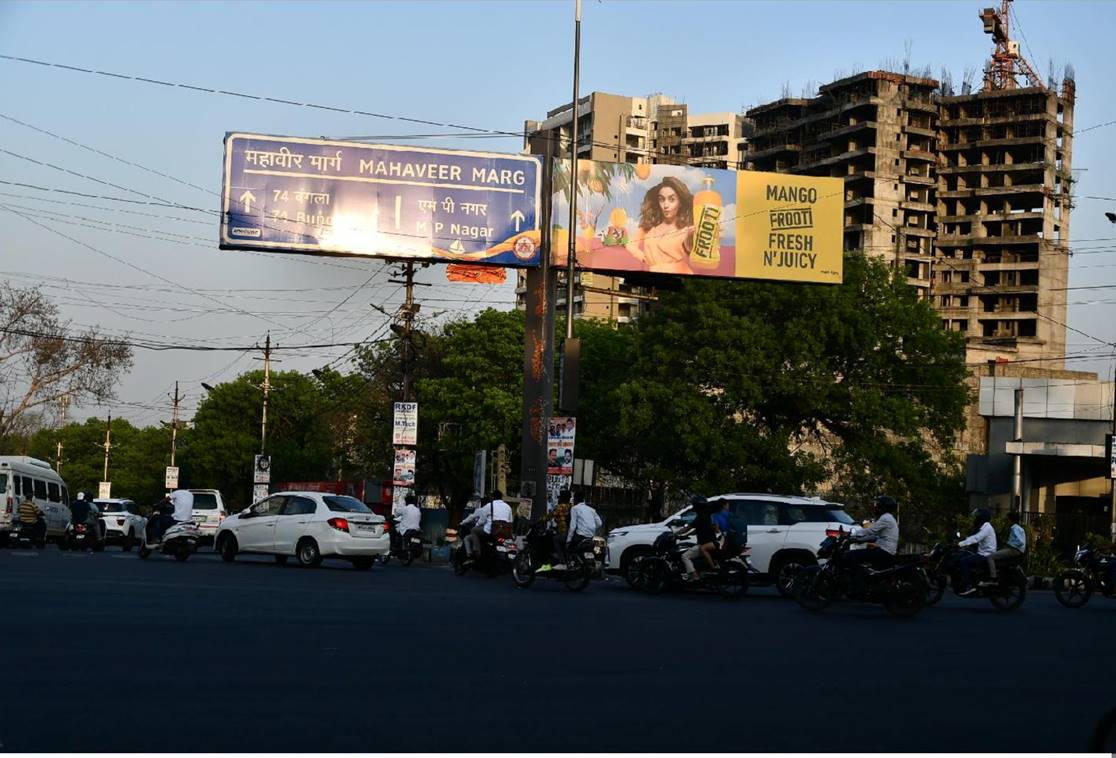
[214,491,388,570]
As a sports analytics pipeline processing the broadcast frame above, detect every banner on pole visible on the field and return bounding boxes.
[393,402,418,446]
[547,416,575,476]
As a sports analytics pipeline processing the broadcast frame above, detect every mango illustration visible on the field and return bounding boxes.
[634,163,652,180]
[608,207,628,229]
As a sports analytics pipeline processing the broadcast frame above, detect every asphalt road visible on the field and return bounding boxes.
[0,546,1112,752]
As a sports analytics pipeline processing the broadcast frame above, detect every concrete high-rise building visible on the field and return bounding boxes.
[746,69,1075,366]
[517,91,752,321]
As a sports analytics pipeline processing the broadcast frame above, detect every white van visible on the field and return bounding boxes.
[188,489,227,545]
[0,456,71,546]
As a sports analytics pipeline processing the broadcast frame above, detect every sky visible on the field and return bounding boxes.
[2,0,1115,429]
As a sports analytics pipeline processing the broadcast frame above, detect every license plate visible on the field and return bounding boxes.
[355,523,377,533]
[409,537,421,544]
[496,545,507,552]
[583,552,595,559]
[192,516,205,524]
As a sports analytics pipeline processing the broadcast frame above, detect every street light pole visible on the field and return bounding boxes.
[565,0,582,340]
[260,332,271,456]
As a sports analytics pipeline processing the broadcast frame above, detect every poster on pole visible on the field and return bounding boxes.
[98,481,111,500]
[393,448,416,488]
[252,484,269,503]
[165,466,179,490]
[393,402,418,446]
[552,160,843,284]
[253,454,271,484]
[547,416,575,476]
[473,450,487,497]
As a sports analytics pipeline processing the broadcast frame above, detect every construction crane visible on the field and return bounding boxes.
[979,0,1045,90]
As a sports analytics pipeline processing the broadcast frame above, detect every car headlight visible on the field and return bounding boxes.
[609,531,629,539]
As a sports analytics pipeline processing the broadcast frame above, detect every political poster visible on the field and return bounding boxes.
[393,448,416,488]
[547,416,575,476]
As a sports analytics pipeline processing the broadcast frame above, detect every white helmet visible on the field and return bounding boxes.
[76,491,85,500]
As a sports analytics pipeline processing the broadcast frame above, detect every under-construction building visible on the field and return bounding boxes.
[746,2,1075,366]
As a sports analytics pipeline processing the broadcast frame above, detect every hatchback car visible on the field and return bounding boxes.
[94,498,146,551]
[606,493,856,596]
[214,491,388,570]
[187,488,226,545]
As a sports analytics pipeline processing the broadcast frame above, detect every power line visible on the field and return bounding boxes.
[0,324,394,353]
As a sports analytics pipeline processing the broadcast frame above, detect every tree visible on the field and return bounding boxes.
[185,370,334,509]
[0,282,133,445]
[592,253,970,521]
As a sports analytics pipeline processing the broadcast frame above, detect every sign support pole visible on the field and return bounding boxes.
[102,413,112,482]
[170,381,180,468]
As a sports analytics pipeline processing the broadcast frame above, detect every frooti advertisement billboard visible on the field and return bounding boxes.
[552,160,843,284]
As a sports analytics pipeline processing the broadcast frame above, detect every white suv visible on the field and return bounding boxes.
[606,493,857,596]
[188,489,226,546]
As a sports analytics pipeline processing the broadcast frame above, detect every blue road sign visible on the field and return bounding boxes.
[220,133,542,267]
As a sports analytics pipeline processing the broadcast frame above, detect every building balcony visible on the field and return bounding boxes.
[976,260,1041,271]
[902,148,936,162]
[940,135,1048,151]
[900,200,935,212]
[938,161,1047,175]
[903,124,937,138]
[748,142,801,159]
[798,147,875,170]
[939,183,1046,198]
[941,112,1056,128]
[903,173,936,185]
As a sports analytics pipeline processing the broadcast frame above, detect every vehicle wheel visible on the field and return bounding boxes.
[794,566,834,612]
[351,557,373,571]
[379,554,391,565]
[924,571,946,606]
[138,545,151,560]
[718,566,750,599]
[296,538,322,568]
[562,557,591,592]
[219,535,238,563]
[884,579,926,618]
[1054,570,1092,608]
[990,571,1027,611]
[174,545,190,562]
[773,554,815,598]
[512,551,535,588]
[400,549,414,567]
[639,558,668,594]
[624,556,647,590]
[122,531,134,552]
[452,547,468,576]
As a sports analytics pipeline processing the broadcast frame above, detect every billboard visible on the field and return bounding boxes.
[221,134,542,266]
[552,160,843,284]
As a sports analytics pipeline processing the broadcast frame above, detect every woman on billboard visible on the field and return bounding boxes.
[624,176,694,275]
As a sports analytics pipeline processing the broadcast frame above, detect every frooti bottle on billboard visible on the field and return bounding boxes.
[691,176,722,271]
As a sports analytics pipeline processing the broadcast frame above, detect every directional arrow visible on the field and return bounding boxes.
[239,190,257,214]
[510,209,525,232]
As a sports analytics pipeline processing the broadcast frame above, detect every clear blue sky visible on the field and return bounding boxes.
[2,0,1115,427]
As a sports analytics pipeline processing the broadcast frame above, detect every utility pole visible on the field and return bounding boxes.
[565,0,582,339]
[102,414,113,482]
[1012,386,1023,514]
[259,333,272,455]
[402,262,416,402]
[55,393,69,472]
[496,443,508,495]
[169,381,181,467]
[1110,366,1116,541]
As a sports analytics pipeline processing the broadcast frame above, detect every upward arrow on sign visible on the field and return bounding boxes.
[511,209,525,232]
[239,190,257,214]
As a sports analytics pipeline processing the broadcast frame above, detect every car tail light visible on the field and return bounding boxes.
[825,529,840,538]
[382,520,389,532]
[327,517,350,533]
[5,497,11,515]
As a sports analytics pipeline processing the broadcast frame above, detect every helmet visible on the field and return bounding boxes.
[970,508,991,523]
[874,495,898,514]
[404,494,417,506]
[76,492,84,501]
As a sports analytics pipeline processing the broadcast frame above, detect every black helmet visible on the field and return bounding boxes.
[404,493,417,506]
[970,508,991,523]
[874,495,898,514]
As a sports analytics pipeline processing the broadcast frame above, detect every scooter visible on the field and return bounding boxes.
[381,516,424,566]
[60,520,105,552]
[10,516,47,549]
[139,518,202,562]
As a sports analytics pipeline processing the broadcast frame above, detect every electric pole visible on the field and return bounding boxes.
[55,393,70,472]
[102,414,113,482]
[170,381,181,467]
[402,262,415,402]
[1110,365,1116,541]
[565,0,582,340]
[259,333,272,455]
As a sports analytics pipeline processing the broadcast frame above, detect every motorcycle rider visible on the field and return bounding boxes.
[68,491,99,546]
[539,489,574,572]
[846,495,900,571]
[958,508,997,596]
[983,511,1026,585]
[396,493,422,553]
[150,489,193,543]
[567,489,603,552]
[17,494,46,544]
[676,497,719,582]
[461,494,491,561]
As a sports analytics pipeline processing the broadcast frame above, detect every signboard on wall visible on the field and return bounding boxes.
[552,160,843,284]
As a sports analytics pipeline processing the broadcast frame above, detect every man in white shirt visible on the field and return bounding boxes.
[847,496,900,571]
[169,489,194,523]
[568,492,602,546]
[488,490,514,538]
[397,493,422,537]
[985,511,1026,583]
[958,508,997,595]
[460,496,491,559]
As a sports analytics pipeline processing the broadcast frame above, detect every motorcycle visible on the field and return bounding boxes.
[139,518,202,562]
[382,517,424,566]
[636,530,752,599]
[449,526,517,577]
[10,516,47,549]
[60,520,105,552]
[923,535,1027,611]
[1054,545,1115,608]
[793,529,927,617]
[511,522,601,592]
